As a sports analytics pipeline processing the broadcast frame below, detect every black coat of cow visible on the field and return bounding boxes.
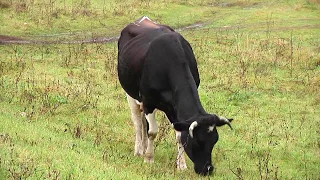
[117,17,233,175]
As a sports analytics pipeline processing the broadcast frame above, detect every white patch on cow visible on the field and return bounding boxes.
[219,116,229,123]
[146,110,158,136]
[176,131,187,170]
[127,94,147,156]
[144,110,158,163]
[208,125,215,132]
[135,100,143,111]
[135,100,142,106]
[138,16,152,23]
[189,121,198,138]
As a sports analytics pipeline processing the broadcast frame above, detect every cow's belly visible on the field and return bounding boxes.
[118,57,142,101]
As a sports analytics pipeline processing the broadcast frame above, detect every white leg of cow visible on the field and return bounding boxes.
[144,110,158,163]
[141,112,148,151]
[126,94,146,156]
[176,131,187,170]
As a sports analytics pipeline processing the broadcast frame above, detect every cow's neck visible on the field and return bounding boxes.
[173,76,207,121]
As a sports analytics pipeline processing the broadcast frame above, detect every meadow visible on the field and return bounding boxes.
[0,0,320,179]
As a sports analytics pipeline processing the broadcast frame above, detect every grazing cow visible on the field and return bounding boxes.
[117,16,233,175]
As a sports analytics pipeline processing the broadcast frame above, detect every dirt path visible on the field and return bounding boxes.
[0,34,120,45]
[0,22,208,45]
[1,20,319,45]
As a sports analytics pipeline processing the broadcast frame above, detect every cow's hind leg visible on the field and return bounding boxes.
[127,94,147,156]
[144,109,158,163]
[141,112,148,151]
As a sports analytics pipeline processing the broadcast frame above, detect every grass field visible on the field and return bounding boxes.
[1,0,320,179]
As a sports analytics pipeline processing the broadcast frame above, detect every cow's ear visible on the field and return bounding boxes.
[216,117,233,130]
[173,122,190,131]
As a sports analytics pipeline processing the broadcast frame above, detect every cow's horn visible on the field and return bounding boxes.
[219,116,233,130]
[189,121,198,138]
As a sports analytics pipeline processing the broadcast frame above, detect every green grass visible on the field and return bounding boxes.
[1,0,320,179]
[0,0,215,38]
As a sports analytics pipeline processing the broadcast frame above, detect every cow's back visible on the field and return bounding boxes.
[139,32,200,113]
[118,25,172,101]
[141,32,200,91]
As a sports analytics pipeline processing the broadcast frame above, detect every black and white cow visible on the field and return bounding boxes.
[117,16,233,175]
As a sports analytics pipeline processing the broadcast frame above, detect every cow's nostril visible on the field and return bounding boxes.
[207,165,214,172]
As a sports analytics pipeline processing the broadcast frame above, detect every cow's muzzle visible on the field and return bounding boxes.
[195,164,214,176]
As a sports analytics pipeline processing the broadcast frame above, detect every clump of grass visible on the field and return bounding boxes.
[0,0,11,8]
[6,143,36,179]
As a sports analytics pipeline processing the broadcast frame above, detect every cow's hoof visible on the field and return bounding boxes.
[144,158,154,163]
[134,151,144,157]
[134,142,147,156]
[134,147,146,156]
[144,154,154,163]
[177,163,187,170]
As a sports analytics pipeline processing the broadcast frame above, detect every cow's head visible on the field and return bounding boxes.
[173,114,233,175]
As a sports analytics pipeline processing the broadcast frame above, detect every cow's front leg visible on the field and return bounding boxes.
[176,131,187,170]
[144,109,158,163]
